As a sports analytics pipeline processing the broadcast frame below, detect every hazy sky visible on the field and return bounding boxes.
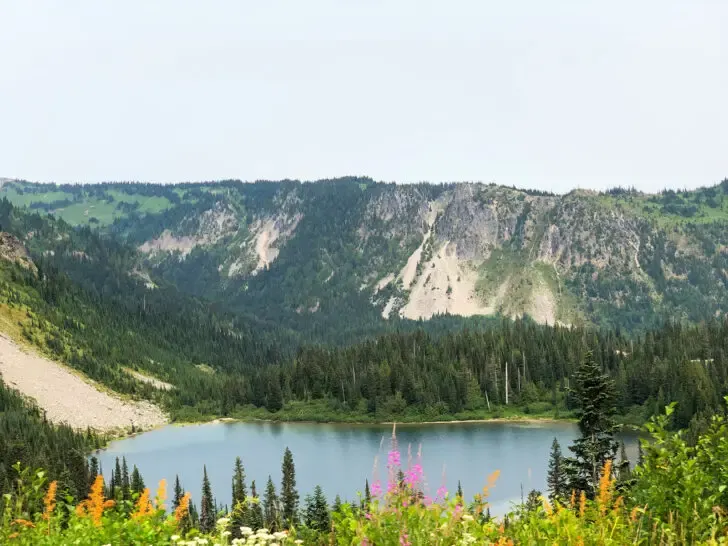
[1,1,726,192]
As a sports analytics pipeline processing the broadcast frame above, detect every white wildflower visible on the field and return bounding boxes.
[171,536,181,542]
[294,540,304,545]
[273,531,287,539]
[240,526,254,536]
[462,513,474,521]
[222,530,232,537]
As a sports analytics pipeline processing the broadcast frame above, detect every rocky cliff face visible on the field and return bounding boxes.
[3,178,728,331]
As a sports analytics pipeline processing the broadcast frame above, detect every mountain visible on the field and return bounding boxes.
[2,177,728,336]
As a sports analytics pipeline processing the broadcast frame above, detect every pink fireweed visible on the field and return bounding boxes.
[436,485,448,500]
[399,531,411,546]
[404,463,423,488]
[387,450,401,468]
[370,481,382,497]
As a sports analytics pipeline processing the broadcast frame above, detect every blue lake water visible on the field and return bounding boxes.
[97,420,639,515]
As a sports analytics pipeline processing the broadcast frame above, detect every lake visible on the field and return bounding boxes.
[98,420,639,515]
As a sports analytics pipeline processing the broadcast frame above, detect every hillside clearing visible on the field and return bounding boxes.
[0,333,167,432]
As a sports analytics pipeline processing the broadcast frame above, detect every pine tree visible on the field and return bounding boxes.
[547,438,568,503]
[172,475,183,509]
[525,489,542,512]
[121,457,130,501]
[457,480,464,501]
[263,476,279,531]
[280,447,299,526]
[248,480,264,531]
[109,469,116,499]
[113,457,123,498]
[565,351,618,498]
[231,457,248,538]
[88,456,99,480]
[363,479,371,509]
[310,485,330,532]
[200,465,216,533]
[303,493,314,527]
[332,494,343,514]
[130,466,145,495]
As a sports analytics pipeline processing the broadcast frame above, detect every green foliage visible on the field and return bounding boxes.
[280,448,298,527]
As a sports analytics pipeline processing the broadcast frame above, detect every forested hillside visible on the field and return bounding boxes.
[3,177,728,341]
[0,198,724,433]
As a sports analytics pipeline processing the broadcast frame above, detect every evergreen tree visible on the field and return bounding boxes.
[88,456,99,480]
[130,465,145,495]
[525,489,542,512]
[303,493,314,527]
[363,479,371,509]
[109,469,116,499]
[121,457,130,501]
[112,457,122,498]
[547,438,568,503]
[200,465,216,533]
[231,457,248,538]
[263,475,280,531]
[248,480,264,531]
[310,485,330,532]
[332,494,343,514]
[280,447,299,526]
[565,351,618,498]
[457,480,463,501]
[172,475,183,509]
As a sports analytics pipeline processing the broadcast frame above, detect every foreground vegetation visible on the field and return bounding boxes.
[1,399,726,545]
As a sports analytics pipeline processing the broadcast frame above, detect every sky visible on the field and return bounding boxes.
[1,1,726,193]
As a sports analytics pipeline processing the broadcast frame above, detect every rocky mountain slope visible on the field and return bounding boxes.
[3,177,728,333]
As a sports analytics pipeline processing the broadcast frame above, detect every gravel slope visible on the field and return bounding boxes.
[0,332,168,432]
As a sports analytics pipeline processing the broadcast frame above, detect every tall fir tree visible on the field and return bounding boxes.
[263,475,280,531]
[565,351,618,498]
[248,480,264,531]
[332,494,343,514]
[310,485,330,532]
[121,457,130,501]
[200,465,216,533]
[231,457,248,538]
[172,475,184,509]
[457,480,464,501]
[88,456,99,480]
[112,457,123,498]
[130,466,145,495]
[280,447,299,526]
[363,479,371,509]
[547,438,568,503]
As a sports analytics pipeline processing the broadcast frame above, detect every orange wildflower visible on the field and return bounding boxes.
[77,475,114,526]
[132,488,153,519]
[43,480,58,521]
[12,519,35,528]
[597,459,614,516]
[612,495,624,515]
[569,489,576,509]
[155,479,167,511]
[579,490,586,518]
[8,532,20,539]
[174,491,192,523]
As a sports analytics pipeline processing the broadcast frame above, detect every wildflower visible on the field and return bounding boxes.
[76,475,114,526]
[171,536,181,542]
[387,450,401,467]
[404,463,423,488]
[597,459,614,516]
[365,512,372,520]
[569,489,576,509]
[436,485,447,500]
[399,531,411,546]
[423,495,433,506]
[155,478,167,510]
[579,490,586,518]
[222,530,232,537]
[12,518,35,528]
[370,480,382,497]
[273,531,287,539]
[132,488,153,519]
[240,526,253,536]
[43,480,57,521]
[462,514,474,522]
[294,541,304,545]
[174,491,191,523]
[217,516,231,527]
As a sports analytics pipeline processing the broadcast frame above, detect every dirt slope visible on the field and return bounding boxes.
[0,333,167,432]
